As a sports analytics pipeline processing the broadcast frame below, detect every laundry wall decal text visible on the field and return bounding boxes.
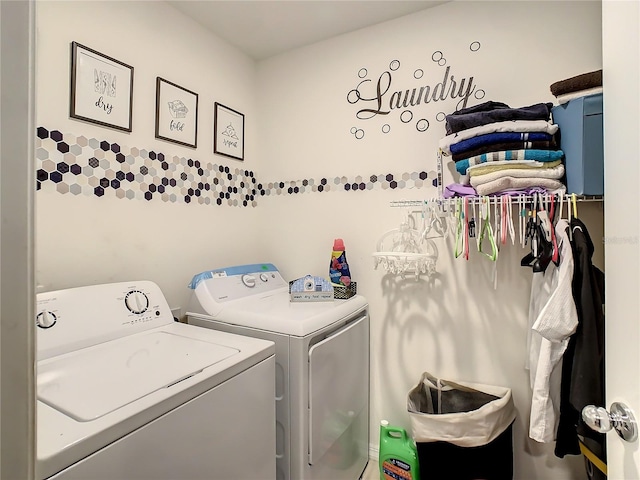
[347,42,486,139]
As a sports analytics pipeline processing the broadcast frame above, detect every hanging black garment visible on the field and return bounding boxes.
[555,218,605,459]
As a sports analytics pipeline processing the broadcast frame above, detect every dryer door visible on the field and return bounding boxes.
[308,315,368,466]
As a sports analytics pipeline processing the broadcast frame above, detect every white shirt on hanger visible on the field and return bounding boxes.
[526,219,578,443]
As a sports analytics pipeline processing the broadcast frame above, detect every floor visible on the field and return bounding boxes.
[361,460,378,480]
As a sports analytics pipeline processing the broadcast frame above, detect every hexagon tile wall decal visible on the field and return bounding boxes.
[36,127,438,207]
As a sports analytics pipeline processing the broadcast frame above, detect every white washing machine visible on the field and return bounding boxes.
[36,280,276,480]
[185,264,370,480]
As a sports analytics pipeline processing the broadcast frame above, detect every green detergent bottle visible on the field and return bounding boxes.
[379,420,420,480]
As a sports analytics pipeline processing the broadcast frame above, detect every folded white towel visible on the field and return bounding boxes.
[474,176,565,196]
[470,164,565,188]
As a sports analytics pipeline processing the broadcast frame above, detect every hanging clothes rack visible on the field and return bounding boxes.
[375,194,602,281]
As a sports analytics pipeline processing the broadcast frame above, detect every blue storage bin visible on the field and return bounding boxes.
[552,93,603,195]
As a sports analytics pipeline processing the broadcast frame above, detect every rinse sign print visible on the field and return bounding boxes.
[347,42,486,139]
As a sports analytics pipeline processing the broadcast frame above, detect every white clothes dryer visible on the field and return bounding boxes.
[186,264,370,480]
[36,280,276,480]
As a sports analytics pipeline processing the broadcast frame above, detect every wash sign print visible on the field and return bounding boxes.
[347,41,485,139]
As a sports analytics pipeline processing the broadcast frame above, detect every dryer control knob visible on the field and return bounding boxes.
[242,274,256,288]
[125,290,149,314]
[36,310,57,329]
[259,273,269,282]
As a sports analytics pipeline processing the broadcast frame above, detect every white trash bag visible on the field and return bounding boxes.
[407,372,516,448]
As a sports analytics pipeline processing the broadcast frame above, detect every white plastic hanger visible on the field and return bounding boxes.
[478,197,498,262]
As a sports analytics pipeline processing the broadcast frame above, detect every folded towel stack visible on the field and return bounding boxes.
[550,70,602,105]
[439,101,566,197]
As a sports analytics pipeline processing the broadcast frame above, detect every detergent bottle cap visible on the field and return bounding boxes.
[333,238,345,251]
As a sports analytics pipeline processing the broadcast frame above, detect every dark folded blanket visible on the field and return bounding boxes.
[451,140,557,162]
[449,131,556,155]
[445,103,553,135]
[550,70,602,97]
[448,100,510,116]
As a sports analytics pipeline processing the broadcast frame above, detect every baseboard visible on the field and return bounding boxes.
[369,444,379,461]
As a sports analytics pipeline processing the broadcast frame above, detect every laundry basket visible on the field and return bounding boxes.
[407,372,516,480]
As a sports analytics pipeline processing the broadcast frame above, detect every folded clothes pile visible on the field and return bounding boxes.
[439,101,566,197]
[550,69,602,105]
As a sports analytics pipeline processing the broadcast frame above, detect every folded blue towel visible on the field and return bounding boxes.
[449,131,555,155]
[455,150,564,174]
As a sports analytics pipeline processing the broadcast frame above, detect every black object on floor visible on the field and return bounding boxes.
[417,423,514,480]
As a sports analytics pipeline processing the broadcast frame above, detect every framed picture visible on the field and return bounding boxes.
[70,42,134,132]
[214,102,244,161]
[155,77,199,148]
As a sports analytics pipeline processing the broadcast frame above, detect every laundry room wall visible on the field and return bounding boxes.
[35,1,266,310]
[254,2,603,479]
[35,1,605,478]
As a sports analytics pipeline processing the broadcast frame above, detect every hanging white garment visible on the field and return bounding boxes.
[526,219,578,443]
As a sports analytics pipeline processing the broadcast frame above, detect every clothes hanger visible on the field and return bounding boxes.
[557,192,565,221]
[519,196,527,248]
[532,203,554,273]
[478,197,498,261]
[521,207,538,267]
[544,194,560,266]
[521,193,550,271]
[422,200,448,240]
[494,198,501,253]
[567,193,573,241]
[454,198,464,259]
[507,196,516,245]
[570,194,584,234]
[468,201,476,239]
[463,197,470,260]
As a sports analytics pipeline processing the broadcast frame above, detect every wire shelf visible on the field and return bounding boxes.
[390,194,603,208]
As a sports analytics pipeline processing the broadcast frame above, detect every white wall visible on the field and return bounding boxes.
[256,2,602,479]
[35,1,264,311]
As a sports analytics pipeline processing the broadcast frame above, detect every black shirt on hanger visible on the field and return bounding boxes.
[555,217,605,459]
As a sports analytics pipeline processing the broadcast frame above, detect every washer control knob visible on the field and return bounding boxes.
[242,274,256,288]
[125,290,149,314]
[36,310,57,329]
[259,273,269,282]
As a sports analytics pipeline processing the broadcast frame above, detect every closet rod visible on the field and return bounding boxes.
[390,194,603,208]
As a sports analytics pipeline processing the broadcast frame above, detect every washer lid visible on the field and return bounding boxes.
[37,331,239,421]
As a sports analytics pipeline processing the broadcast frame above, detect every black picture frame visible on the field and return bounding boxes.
[214,102,244,161]
[69,41,134,132]
[155,77,199,148]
